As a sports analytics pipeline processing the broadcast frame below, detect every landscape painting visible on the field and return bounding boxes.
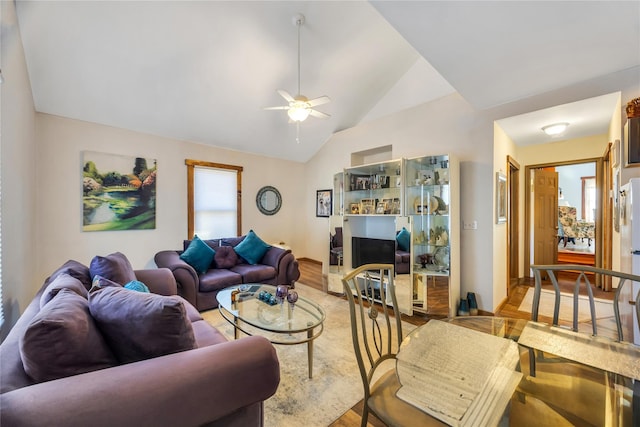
[82,151,157,231]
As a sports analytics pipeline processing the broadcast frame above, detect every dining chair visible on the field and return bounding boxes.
[531,264,640,342]
[342,264,435,427]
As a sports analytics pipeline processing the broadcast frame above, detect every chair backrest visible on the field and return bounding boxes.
[342,264,402,400]
[558,206,577,237]
[531,264,640,342]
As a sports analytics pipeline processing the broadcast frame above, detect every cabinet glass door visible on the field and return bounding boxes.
[405,155,451,316]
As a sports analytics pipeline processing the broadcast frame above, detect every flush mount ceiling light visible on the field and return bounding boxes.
[541,122,569,136]
[264,13,330,143]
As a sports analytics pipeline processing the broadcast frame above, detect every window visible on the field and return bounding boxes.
[581,176,596,222]
[186,160,242,239]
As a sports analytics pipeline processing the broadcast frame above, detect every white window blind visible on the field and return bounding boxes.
[194,167,237,239]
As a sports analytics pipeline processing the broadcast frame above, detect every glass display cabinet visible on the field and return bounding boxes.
[405,155,459,317]
[343,159,403,216]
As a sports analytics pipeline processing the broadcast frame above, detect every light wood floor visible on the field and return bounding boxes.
[296,258,616,427]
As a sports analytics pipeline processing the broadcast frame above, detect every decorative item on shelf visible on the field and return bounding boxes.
[350,203,360,214]
[435,168,449,185]
[287,290,299,310]
[434,196,448,214]
[360,198,375,215]
[414,196,438,215]
[418,253,435,269]
[434,246,450,270]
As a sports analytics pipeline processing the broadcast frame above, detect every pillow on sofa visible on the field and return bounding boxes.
[91,274,123,290]
[40,273,89,308]
[43,259,92,290]
[233,230,271,265]
[89,286,197,364]
[214,245,238,269]
[180,235,216,274]
[124,280,150,293]
[20,289,117,383]
[89,252,137,285]
[396,227,410,252]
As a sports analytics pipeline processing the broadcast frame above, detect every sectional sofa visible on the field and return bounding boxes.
[0,254,280,427]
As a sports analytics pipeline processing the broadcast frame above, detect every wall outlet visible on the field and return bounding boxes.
[463,221,478,230]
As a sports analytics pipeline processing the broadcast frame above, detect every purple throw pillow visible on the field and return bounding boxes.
[43,260,92,290]
[40,273,89,309]
[89,286,197,364]
[89,252,136,285]
[214,245,238,269]
[20,289,117,383]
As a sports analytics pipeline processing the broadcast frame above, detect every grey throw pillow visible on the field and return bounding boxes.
[89,286,197,364]
[20,289,117,383]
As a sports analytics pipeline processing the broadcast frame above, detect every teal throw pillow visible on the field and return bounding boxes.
[396,227,410,251]
[180,235,215,274]
[124,280,150,293]
[234,230,271,265]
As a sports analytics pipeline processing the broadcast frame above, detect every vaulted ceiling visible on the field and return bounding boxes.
[15,1,640,162]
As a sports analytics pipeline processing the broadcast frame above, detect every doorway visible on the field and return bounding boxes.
[524,157,605,278]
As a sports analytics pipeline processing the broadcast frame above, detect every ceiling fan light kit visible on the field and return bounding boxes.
[265,13,330,141]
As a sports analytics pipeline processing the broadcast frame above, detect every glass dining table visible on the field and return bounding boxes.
[397,316,639,426]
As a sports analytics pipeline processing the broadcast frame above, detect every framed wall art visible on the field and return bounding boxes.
[82,151,157,231]
[316,189,332,217]
[496,172,507,224]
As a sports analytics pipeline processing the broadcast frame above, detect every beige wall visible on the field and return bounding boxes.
[492,124,517,309]
[1,0,38,337]
[35,114,306,278]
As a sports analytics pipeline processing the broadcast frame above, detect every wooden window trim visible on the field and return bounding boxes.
[185,159,243,238]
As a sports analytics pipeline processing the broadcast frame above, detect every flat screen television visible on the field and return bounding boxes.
[351,237,396,269]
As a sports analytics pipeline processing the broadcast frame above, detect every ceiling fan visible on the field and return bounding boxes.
[265,13,330,141]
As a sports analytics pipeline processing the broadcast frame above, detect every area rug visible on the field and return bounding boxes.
[201,283,415,427]
[518,287,614,323]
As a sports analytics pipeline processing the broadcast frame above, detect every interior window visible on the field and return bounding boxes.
[185,160,242,239]
[581,176,596,222]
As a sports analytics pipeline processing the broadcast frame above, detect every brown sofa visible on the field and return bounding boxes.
[0,258,280,427]
[155,235,300,311]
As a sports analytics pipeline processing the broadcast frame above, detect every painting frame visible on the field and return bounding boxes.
[316,189,332,218]
[496,172,507,224]
[82,151,157,232]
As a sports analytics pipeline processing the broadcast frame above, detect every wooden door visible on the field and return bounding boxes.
[533,169,558,267]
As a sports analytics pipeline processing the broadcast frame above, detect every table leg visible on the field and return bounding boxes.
[307,328,313,379]
[234,316,239,340]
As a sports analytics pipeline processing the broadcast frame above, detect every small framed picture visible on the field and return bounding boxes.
[316,189,332,217]
[376,201,386,214]
[360,198,375,215]
[350,203,360,215]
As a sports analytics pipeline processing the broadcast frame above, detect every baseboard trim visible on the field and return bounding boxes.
[298,257,321,265]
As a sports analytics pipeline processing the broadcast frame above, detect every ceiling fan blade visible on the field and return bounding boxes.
[307,96,330,107]
[277,89,295,103]
[264,106,290,111]
[309,109,330,119]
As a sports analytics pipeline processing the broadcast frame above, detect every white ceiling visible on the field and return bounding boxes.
[15,1,640,162]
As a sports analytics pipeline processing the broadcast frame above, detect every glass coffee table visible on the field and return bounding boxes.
[216,284,326,379]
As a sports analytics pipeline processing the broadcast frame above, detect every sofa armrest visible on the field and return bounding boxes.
[154,250,199,308]
[0,336,279,427]
[276,252,300,285]
[134,268,178,296]
[260,246,287,268]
